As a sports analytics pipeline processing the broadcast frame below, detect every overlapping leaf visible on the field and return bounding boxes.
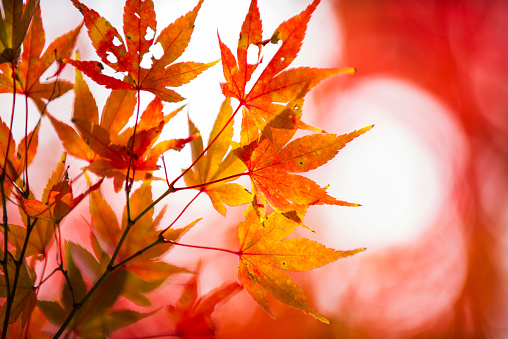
[237,205,364,323]
[37,244,153,338]
[184,98,251,215]
[0,3,80,114]
[0,117,39,198]
[16,153,103,222]
[89,180,195,282]
[0,253,36,329]
[66,0,216,102]
[7,154,68,258]
[234,124,373,215]
[167,269,242,337]
[49,66,191,191]
[219,0,354,134]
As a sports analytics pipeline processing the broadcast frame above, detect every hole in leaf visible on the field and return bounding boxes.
[106,52,117,64]
[134,12,140,19]
[145,27,155,41]
[150,42,164,60]
[140,53,153,68]
[280,57,285,63]
[112,36,122,47]
[247,44,258,64]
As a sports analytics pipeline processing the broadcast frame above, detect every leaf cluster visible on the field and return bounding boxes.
[0,0,372,337]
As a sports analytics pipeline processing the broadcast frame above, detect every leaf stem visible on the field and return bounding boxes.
[159,190,202,235]
[53,266,110,338]
[1,59,18,339]
[165,240,240,256]
[125,90,142,196]
[169,103,243,188]
[111,237,164,270]
[173,172,248,192]
[129,103,245,232]
[24,95,29,194]
[131,184,174,225]
[1,217,36,339]
[108,220,134,271]
[54,222,164,337]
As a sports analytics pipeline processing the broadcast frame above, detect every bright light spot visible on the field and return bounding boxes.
[316,78,466,249]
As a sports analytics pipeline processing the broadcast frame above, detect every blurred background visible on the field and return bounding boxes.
[25,0,508,337]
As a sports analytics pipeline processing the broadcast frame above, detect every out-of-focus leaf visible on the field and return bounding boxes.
[167,270,242,338]
[16,174,103,222]
[5,306,51,339]
[61,242,88,312]
[0,2,79,113]
[37,300,66,327]
[0,0,40,64]
[0,253,36,328]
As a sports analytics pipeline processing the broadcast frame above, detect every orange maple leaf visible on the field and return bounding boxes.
[49,66,192,191]
[237,205,364,323]
[8,152,68,257]
[0,118,39,197]
[233,122,373,215]
[184,98,252,215]
[0,253,36,329]
[0,0,39,64]
[88,180,196,282]
[16,154,103,222]
[66,0,217,102]
[218,0,354,134]
[0,3,80,114]
[167,267,242,338]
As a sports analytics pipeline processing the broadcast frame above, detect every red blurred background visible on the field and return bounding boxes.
[24,0,508,337]
[217,0,508,338]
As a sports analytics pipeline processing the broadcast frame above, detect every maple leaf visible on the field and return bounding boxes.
[48,63,137,166]
[49,67,191,191]
[37,243,154,338]
[0,116,39,197]
[237,205,364,323]
[81,97,192,191]
[167,266,242,338]
[16,153,103,222]
[89,180,195,282]
[0,253,36,329]
[218,0,354,134]
[184,98,252,215]
[0,0,39,64]
[66,0,217,102]
[7,153,68,257]
[233,124,373,215]
[4,307,51,339]
[0,3,80,114]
